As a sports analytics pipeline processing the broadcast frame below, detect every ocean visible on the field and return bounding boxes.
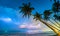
[0,31,57,36]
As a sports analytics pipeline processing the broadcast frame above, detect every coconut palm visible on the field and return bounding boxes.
[43,10,60,29]
[33,12,42,20]
[19,2,34,18]
[50,0,60,28]
[19,2,60,36]
[33,12,60,36]
[52,0,60,27]
[50,0,60,14]
[43,10,52,20]
[54,14,60,21]
[52,1,60,14]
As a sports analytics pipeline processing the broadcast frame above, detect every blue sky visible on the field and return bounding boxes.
[0,0,54,33]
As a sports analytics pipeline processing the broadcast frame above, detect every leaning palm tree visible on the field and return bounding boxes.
[33,12,60,36]
[54,14,60,21]
[51,0,60,26]
[50,0,60,27]
[43,10,60,29]
[19,2,60,36]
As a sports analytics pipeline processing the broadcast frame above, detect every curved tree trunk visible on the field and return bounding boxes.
[38,19,60,36]
[52,18,60,27]
[54,19,60,26]
[49,19,60,30]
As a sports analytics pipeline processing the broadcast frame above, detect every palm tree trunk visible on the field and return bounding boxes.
[49,20,58,27]
[54,13,60,27]
[38,19,60,36]
[51,18,60,28]
[48,19,60,30]
[54,19,60,26]
[31,15,60,36]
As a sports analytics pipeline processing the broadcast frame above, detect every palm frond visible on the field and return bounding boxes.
[33,12,42,21]
[19,2,34,18]
[43,10,52,20]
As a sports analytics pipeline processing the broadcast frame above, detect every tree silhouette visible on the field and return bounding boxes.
[43,10,60,30]
[52,0,60,14]
[18,1,60,36]
[51,0,60,28]
[19,2,34,18]
[54,14,60,21]
[33,12,42,21]
[43,10,52,20]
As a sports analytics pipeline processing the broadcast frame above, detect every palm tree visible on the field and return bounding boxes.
[19,2,34,18]
[50,0,60,28]
[43,10,60,29]
[54,14,60,21]
[43,10,52,20]
[51,0,60,27]
[33,12,42,20]
[51,0,60,14]
[52,1,60,14]
[33,12,60,36]
[19,2,60,36]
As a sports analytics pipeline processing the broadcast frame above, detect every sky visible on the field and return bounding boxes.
[0,0,54,33]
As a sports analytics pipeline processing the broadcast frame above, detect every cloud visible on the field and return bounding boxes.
[18,16,52,33]
[0,18,12,22]
[19,24,41,29]
[0,6,21,23]
[0,6,52,33]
